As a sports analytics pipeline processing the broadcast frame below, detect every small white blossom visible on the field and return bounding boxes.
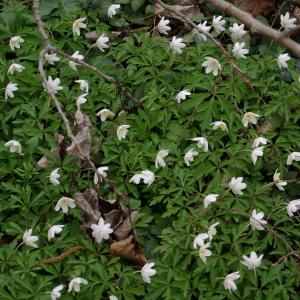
[141,170,155,186]
[109,296,118,300]
[155,149,169,168]
[202,57,222,76]
[50,168,60,186]
[212,16,225,34]
[199,242,212,263]
[287,152,300,165]
[251,147,264,165]
[44,76,63,94]
[203,194,219,209]
[157,17,171,35]
[229,177,246,196]
[9,36,24,51]
[23,229,38,248]
[184,148,198,166]
[5,82,18,99]
[208,222,219,241]
[176,90,191,103]
[96,34,109,52]
[211,121,227,131]
[55,197,76,214]
[197,21,211,41]
[229,23,247,41]
[277,53,290,69]
[68,277,88,293]
[96,109,115,122]
[191,137,209,152]
[91,217,113,243]
[108,4,120,18]
[129,174,143,184]
[193,233,209,249]
[273,169,287,191]
[51,285,64,300]
[69,51,84,71]
[45,53,60,65]
[287,199,300,217]
[241,251,263,270]
[117,125,130,140]
[7,63,25,75]
[48,225,64,241]
[224,272,240,292]
[170,36,186,54]
[252,137,268,149]
[76,93,88,109]
[4,140,22,154]
[141,262,156,284]
[75,80,89,93]
[72,18,86,36]
[280,12,297,31]
[242,112,260,127]
[94,166,109,184]
[250,209,267,231]
[232,42,249,59]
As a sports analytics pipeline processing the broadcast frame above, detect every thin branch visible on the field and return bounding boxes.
[207,0,300,57]
[156,0,253,89]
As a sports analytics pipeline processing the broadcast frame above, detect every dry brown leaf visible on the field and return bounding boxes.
[114,211,139,240]
[235,0,276,17]
[110,235,147,266]
[104,209,122,227]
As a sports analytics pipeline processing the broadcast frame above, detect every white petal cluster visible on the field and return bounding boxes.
[280,12,296,31]
[44,76,63,94]
[242,112,260,127]
[96,34,109,52]
[157,17,171,35]
[69,51,84,71]
[23,229,39,248]
[48,225,64,241]
[251,146,264,165]
[202,57,222,76]
[277,53,290,69]
[170,36,186,54]
[108,4,120,19]
[45,53,60,65]
[141,262,156,284]
[51,285,64,300]
[252,137,268,149]
[224,272,240,292]
[197,21,211,41]
[232,42,249,59]
[130,170,155,186]
[176,90,191,103]
[94,166,109,184]
[117,125,130,140]
[155,149,169,168]
[5,82,18,99]
[212,16,225,34]
[50,168,60,186]
[250,209,267,231]
[68,277,88,293]
[55,197,76,214]
[229,177,246,195]
[287,152,300,165]
[191,137,209,152]
[229,23,247,41]
[184,148,198,166]
[287,199,300,217]
[9,36,24,51]
[203,194,219,209]
[7,63,25,75]
[75,79,89,93]
[4,140,22,154]
[198,243,212,263]
[273,169,287,191]
[72,18,86,36]
[241,251,263,270]
[211,121,227,131]
[96,109,115,122]
[91,217,113,243]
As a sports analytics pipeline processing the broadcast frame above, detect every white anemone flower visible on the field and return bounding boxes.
[141,262,156,284]
[202,57,222,76]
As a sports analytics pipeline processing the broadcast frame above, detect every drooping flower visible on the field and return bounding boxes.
[69,51,84,71]
[199,243,212,263]
[202,57,222,76]
[96,34,109,52]
[68,277,88,293]
[75,80,89,93]
[129,174,143,184]
[76,93,88,109]
[45,53,60,65]
[232,42,249,59]
[212,16,225,34]
[50,168,60,186]
[117,125,130,140]
[193,233,209,249]
[208,222,219,241]
[5,82,18,99]
[91,217,113,243]
[229,23,247,41]
[44,76,63,94]
[280,12,297,31]
[197,21,211,41]
[72,18,86,36]
[191,137,209,152]
[203,194,219,209]
[55,197,76,214]
[155,149,169,168]
[23,229,39,248]
[211,121,227,131]
[140,170,155,186]
[184,148,199,166]
[252,137,268,149]
[229,177,246,195]
[94,166,109,184]
[108,4,120,18]
[48,225,64,241]
[251,147,264,165]
[176,90,191,103]
[286,152,300,165]
[4,140,22,154]
[9,36,24,51]
[157,17,171,35]
[242,112,260,127]
[170,36,186,54]
[241,251,263,270]
[96,109,115,122]
[7,63,25,75]
[141,262,156,284]
[277,53,290,69]
[224,272,240,292]
[273,169,287,191]
[287,199,300,217]
[51,284,64,300]
[250,209,267,231]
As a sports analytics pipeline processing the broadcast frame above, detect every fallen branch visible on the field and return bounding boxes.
[207,0,300,57]
[40,246,84,264]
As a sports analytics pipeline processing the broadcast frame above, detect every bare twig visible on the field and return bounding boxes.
[207,0,300,57]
